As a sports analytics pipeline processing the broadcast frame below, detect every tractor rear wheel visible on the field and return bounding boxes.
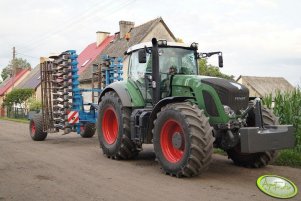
[80,123,95,138]
[227,107,278,168]
[153,102,214,177]
[97,91,139,159]
[29,113,47,141]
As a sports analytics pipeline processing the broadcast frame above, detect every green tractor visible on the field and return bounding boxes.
[97,38,295,177]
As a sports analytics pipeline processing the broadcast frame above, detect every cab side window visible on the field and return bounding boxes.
[128,51,150,81]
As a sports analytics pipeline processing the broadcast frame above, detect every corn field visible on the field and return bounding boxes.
[263,88,301,152]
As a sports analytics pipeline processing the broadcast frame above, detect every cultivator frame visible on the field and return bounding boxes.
[39,50,123,135]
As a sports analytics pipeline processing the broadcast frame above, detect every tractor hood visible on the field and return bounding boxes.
[172,75,249,114]
[201,77,249,113]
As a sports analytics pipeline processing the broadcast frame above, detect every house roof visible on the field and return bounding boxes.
[79,17,176,82]
[0,76,11,88]
[101,17,176,58]
[77,35,114,77]
[237,75,295,97]
[16,64,40,89]
[0,69,29,96]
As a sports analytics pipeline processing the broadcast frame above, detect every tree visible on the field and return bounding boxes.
[1,67,11,81]
[198,58,234,80]
[2,88,34,109]
[1,58,31,80]
[28,97,42,111]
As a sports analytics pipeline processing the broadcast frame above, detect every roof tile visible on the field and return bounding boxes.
[0,69,29,96]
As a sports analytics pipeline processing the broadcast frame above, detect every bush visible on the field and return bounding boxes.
[3,88,34,108]
[28,98,42,111]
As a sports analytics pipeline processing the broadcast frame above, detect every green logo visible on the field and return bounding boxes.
[257,175,298,198]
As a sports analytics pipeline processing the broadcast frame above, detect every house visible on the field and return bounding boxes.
[0,68,31,116]
[76,32,115,103]
[15,65,41,100]
[79,17,177,92]
[236,75,295,98]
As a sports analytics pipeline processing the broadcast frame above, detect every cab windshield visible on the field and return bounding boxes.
[129,47,198,81]
[158,47,198,75]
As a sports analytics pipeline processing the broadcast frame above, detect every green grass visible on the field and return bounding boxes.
[213,148,227,156]
[273,149,301,168]
[0,117,29,124]
[214,148,301,168]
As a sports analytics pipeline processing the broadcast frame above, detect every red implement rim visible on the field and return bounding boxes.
[160,119,185,163]
[80,125,85,133]
[30,121,36,137]
[102,106,118,144]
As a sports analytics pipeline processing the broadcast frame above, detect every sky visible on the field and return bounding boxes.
[0,0,300,86]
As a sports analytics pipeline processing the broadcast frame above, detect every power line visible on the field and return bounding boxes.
[16,52,39,59]
[16,0,136,58]
[17,0,129,52]
[17,0,113,51]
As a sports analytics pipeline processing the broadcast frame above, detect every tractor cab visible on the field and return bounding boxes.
[126,40,199,102]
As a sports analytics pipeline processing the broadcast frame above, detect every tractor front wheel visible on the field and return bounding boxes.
[97,91,139,159]
[29,113,47,141]
[153,102,214,177]
[226,107,278,168]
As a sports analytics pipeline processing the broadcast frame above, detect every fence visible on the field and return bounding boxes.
[6,107,28,119]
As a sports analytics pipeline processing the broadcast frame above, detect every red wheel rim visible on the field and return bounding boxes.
[31,121,36,136]
[102,106,118,144]
[160,119,185,163]
[80,125,85,133]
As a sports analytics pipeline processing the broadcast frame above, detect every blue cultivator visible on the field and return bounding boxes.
[31,50,123,140]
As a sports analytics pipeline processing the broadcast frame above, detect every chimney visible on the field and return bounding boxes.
[119,21,134,39]
[96,31,110,47]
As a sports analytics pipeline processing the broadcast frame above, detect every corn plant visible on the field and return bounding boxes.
[263,88,301,152]
[262,93,273,109]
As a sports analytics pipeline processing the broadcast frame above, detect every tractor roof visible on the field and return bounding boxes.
[126,41,194,54]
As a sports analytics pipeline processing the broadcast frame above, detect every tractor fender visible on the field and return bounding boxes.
[98,82,132,107]
[145,96,195,143]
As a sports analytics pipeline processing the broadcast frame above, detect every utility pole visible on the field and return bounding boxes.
[13,46,15,60]
[12,46,16,88]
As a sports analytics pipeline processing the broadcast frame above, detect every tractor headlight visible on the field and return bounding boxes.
[158,40,167,46]
[190,42,198,49]
[223,105,236,118]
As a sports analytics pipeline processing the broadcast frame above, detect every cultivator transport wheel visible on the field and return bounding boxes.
[227,107,278,168]
[80,123,96,138]
[153,102,214,177]
[29,114,48,141]
[97,91,139,159]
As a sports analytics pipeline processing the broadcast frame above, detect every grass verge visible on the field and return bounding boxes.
[214,148,301,168]
[0,117,29,124]
[273,149,301,168]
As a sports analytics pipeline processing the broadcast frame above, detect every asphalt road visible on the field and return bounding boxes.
[0,119,300,201]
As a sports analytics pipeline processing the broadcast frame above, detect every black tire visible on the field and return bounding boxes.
[97,91,138,159]
[227,107,278,168]
[29,114,47,141]
[80,123,95,138]
[153,102,214,177]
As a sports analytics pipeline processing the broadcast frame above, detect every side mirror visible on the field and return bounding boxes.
[218,54,223,68]
[138,49,146,63]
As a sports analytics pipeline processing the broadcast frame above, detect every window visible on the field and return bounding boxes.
[81,59,91,67]
[159,48,197,75]
[128,51,151,81]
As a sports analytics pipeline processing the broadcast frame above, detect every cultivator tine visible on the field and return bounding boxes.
[54,124,65,129]
[45,51,77,134]
[40,50,84,134]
